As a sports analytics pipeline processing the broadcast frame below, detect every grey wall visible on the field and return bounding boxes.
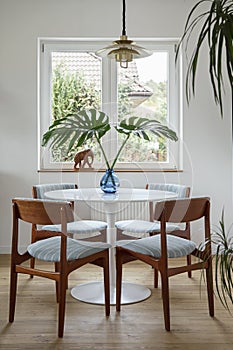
[0,0,232,252]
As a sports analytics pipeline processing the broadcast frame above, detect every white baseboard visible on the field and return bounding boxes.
[0,246,28,254]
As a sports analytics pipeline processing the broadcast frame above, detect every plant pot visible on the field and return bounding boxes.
[100,169,120,193]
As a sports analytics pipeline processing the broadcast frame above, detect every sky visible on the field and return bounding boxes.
[135,52,167,83]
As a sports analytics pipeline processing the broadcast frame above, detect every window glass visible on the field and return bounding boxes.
[39,40,181,171]
[50,52,102,163]
[117,52,168,163]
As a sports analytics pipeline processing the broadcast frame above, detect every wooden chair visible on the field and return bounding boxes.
[116,183,191,283]
[32,183,107,242]
[116,197,214,331]
[31,183,107,272]
[116,183,190,240]
[9,198,110,337]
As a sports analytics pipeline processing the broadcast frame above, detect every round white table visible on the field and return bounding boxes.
[45,187,176,305]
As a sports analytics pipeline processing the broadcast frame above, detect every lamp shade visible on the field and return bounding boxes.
[95,0,152,68]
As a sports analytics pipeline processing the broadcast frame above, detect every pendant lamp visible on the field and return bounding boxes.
[96,0,152,68]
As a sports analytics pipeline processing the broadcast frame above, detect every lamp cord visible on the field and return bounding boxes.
[122,0,126,36]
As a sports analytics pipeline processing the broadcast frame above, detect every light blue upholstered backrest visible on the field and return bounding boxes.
[147,183,190,199]
[147,183,190,222]
[33,183,77,199]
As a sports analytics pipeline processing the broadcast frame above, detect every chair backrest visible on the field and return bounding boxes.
[146,183,190,221]
[12,198,74,226]
[146,183,190,198]
[154,197,210,224]
[32,183,78,199]
[154,198,211,257]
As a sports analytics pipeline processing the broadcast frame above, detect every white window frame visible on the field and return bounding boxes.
[38,38,182,171]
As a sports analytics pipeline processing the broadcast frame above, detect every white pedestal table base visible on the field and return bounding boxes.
[71,281,151,305]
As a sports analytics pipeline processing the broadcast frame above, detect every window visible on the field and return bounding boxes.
[38,39,182,171]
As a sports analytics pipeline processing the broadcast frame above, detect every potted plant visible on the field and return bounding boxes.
[212,213,233,310]
[176,0,233,116]
[201,211,233,311]
[176,0,233,308]
[42,108,178,192]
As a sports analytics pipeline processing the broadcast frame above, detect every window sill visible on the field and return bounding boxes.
[38,168,183,173]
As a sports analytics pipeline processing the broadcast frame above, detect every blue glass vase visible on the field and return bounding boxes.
[100,169,120,193]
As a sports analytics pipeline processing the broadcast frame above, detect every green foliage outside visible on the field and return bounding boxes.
[52,63,100,120]
[117,80,168,162]
[51,64,101,161]
[51,63,168,163]
[146,80,167,124]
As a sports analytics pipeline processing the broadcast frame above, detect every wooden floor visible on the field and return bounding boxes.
[1,254,233,349]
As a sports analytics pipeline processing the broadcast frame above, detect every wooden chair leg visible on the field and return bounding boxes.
[58,274,67,338]
[55,262,68,303]
[55,262,60,303]
[160,272,170,331]
[116,249,123,312]
[206,264,214,317]
[30,226,36,278]
[154,268,158,288]
[103,252,110,316]
[187,255,192,278]
[30,258,35,278]
[117,228,124,240]
[9,269,18,323]
[102,228,107,243]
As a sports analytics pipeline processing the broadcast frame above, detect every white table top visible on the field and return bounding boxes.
[45,187,177,203]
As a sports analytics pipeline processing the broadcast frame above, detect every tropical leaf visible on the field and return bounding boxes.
[42,109,178,170]
[108,116,178,169]
[115,116,178,142]
[176,0,233,116]
[42,109,110,153]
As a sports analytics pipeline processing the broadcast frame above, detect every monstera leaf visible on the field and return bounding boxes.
[110,116,178,169]
[42,109,110,151]
[42,109,178,170]
[115,116,178,141]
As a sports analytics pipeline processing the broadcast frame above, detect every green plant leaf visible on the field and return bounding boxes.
[115,117,178,142]
[42,109,178,170]
[176,0,233,116]
[210,209,233,311]
[42,108,110,153]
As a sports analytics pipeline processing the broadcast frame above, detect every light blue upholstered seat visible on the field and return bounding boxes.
[42,220,107,235]
[115,220,180,234]
[28,236,111,262]
[117,235,196,259]
[115,183,190,238]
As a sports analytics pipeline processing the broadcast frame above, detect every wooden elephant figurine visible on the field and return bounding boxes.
[74,149,94,169]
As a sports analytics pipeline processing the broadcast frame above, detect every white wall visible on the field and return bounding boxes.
[0,0,232,253]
